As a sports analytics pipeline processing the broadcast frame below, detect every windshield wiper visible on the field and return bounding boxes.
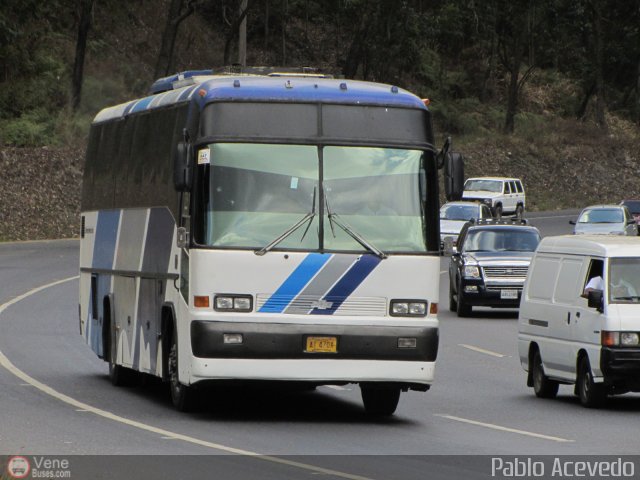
[325,193,387,259]
[255,187,316,256]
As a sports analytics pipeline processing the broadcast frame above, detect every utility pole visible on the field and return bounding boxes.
[238,0,248,66]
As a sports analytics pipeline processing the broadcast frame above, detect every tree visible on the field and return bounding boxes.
[222,0,253,65]
[154,0,198,79]
[495,0,540,134]
[71,0,94,111]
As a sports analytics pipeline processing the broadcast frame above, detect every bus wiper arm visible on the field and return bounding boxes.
[255,188,316,256]
[324,194,387,260]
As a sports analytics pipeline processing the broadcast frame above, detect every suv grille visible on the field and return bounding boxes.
[483,266,529,278]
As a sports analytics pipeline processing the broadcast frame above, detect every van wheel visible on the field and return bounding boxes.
[515,204,524,220]
[168,334,195,411]
[361,386,400,416]
[577,356,607,408]
[494,204,503,219]
[449,278,457,312]
[532,351,558,398]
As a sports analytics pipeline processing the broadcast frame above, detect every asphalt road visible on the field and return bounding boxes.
[2,210,639,480]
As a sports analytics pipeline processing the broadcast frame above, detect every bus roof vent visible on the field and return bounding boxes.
[149,66,335,94]
[149,69,214,94]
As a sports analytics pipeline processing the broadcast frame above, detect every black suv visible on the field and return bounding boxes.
[448,219,541,317]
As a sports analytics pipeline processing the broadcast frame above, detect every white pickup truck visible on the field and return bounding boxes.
[462,177,526,219]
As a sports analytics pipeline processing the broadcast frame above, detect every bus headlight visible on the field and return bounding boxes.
[390,300,427,317]
[214,294,253,312]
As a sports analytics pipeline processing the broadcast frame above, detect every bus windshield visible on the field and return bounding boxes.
[194,143,427,253]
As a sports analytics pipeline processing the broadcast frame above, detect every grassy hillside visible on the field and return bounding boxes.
[1,1,639,241]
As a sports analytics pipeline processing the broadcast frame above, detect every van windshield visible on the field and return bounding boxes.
[609,258,640,303]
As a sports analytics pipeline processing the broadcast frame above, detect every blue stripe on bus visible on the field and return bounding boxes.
[258,253,332,313]
[130,96,155,113]
[92,210,121,269]
[310,255,381,315]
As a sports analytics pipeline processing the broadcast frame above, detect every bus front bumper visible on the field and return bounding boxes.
[188,321,438,386]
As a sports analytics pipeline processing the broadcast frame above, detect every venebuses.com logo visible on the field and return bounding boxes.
[4,456,72,479]
[6,456,30,479]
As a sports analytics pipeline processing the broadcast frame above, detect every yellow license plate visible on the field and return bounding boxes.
[306,336,337,353]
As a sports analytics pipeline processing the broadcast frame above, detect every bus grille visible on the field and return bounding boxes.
[256,294,387,316]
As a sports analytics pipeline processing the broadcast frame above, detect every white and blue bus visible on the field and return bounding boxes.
[79,67,463,415]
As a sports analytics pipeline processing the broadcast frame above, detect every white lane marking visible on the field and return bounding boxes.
[440,270,447,275]
[0,277,375,480]
[435,414,573,443]
[458,344,506,358]
[324,385,349,391]
[0,276,79,316]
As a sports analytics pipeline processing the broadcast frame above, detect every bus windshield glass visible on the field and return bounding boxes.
[195,143,427,253]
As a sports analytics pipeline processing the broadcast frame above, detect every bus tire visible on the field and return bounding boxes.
[532,350,558,399]
[104,299,129,387]
[360,386,400,416]
[577,356,607,408]
[168,333,195,412]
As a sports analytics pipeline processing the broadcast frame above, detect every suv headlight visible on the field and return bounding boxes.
[464,265,480,278]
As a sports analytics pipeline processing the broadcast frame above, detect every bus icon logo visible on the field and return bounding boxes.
[311,299,333,310]
[7,456,30,479]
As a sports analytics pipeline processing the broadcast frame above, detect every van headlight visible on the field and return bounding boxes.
[602,331,640,346]
[464,265,480,278]
[620,332,640,346]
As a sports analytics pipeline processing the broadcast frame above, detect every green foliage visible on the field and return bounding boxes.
[0,110,55,147]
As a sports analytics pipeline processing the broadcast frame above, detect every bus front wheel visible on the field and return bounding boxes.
[360,385,401,416]
[168,335,195,411]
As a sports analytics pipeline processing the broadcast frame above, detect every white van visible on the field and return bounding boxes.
[518,235,640,408]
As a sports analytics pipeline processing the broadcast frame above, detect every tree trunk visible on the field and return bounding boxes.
[281,0,288,65]
[154,0,196,79]
[592,0,607,131]
[238,0,248,66]
[504,61,519,134]
[636,58,640,124]
[264,0,269,49]
[223,2,253,66]
[71,0,94,111]
[577,83,595,120]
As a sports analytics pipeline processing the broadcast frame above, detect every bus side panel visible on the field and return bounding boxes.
[79,207,178,377]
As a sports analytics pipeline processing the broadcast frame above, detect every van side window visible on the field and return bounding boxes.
[515,181,523,193]
[503,182,510,194]
[554,258,583,304]
[583,259,604,293]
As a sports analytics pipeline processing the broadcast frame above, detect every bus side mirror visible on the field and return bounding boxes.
[587,289,604,313]
[173,141,193,191]
[444,152,465,201]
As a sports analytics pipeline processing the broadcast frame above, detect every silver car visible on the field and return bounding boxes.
[440,201,493,247]
[571,205,638,236]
